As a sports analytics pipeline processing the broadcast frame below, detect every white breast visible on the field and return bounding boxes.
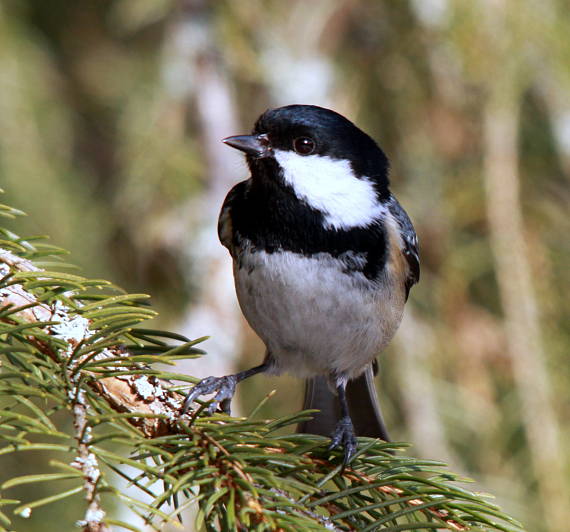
[234,247,405,379]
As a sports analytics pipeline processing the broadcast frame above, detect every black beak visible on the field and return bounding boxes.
[222,134,271,158]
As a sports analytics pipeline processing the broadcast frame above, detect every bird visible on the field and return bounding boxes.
[182,104,419,463]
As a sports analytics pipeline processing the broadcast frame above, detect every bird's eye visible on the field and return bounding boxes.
[293,137,316,155]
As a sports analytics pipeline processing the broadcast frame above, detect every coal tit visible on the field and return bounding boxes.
[183,104,420,463]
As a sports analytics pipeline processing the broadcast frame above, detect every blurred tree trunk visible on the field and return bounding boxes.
[165,1,245,382]
[483,84,567,531]
[395,313,457,465]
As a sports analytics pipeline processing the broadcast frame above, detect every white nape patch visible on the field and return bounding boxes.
[273,150,385,229]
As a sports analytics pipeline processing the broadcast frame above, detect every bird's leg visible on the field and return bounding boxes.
[182,362,269,416]
[329,378,358,464]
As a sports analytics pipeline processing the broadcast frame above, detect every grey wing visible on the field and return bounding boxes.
[388,197,420,299]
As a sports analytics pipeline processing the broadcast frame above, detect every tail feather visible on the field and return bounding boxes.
[297,364,390,441]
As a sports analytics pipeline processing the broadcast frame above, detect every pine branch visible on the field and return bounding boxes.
[70,381,109,532]
[0,249,181,438]
[0,204,523,532]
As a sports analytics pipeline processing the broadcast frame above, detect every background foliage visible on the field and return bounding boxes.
[0,1,569,531]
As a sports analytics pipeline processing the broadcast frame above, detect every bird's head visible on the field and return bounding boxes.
[223,105,391,229]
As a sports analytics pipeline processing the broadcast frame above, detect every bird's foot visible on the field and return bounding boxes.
[329,416,358,465]
[182,375,238,416]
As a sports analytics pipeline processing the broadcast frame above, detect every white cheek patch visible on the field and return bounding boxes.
[273,149,385,229]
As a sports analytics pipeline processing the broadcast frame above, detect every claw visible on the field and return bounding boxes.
[181,375,238,416]
[329,416,358,465]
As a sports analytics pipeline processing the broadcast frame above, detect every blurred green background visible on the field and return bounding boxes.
[1,0,569,530]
